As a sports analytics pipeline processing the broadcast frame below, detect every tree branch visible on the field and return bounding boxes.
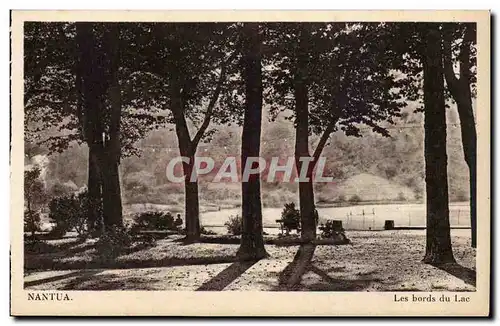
[191,49,238,148]
[459,23,475,86]
[442,31,461,98]
[312,118,337,164]
[25,98,67,111]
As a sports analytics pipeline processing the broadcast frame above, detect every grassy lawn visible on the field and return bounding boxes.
[24,229,475,292]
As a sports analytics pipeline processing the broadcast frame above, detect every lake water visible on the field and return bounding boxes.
[202,202,470,234]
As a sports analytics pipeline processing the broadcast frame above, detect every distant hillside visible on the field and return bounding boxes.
[320,173,417,203]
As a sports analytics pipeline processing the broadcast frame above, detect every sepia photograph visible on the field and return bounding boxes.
[10,10,491,316]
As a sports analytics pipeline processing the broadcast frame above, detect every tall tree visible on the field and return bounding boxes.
[24,167,46,240]
[25,22,164,233]
[293,25,317,244]
[75,23,108,231]
[282,25,319,287]
[75,23,125,230]
[267,23,404,287]
[391,22,461,261]
[421,24,455,264]
[137,23,240,242]
[443,23,477,248]
[237,23,268,260]
[101,24,124,228]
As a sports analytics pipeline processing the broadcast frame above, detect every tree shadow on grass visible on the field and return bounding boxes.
[196,259,261,291]
[304,265,376,291]
[24,269,101,288]
[431,262,476,287]
[272,261,380,292]
[26,254,239,272]
[60,273,162,291]
[25,238,87,255]
[24,258,246,290]
[63,259,260,290]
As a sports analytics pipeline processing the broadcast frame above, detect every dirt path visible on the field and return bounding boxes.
[24,230,475,291]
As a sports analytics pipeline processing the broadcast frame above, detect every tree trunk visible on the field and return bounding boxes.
[286,76,317,288]
[451,92,476,249]
[294,63,316,243]
[421,25,455,264]
[101,153,123,229]
[469,161,476,248]
[27,196,36,241]
[281,29,318,288]
[459,25,477,248]
[170,81,201,242]
[184,163,201,242]
[77,23,108,235]
[237,23,268,260]
[101,24,123,230]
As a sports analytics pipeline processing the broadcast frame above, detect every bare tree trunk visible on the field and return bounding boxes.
[101,153,123,229]
[469,161,477,248]
[77,23,124,232]
[170,82,201,242]
[451,93,476,248]
[77,22,108,235]
[443,23,477,248]
[297,173,316,242]
[102,24,123,230]
[278,243,315,290]
[294,61,316,244]
[421,25,455,264]
[75,24,100,234]
[184,164,201,241]
[237,23,268,260]
[87,145,102,233]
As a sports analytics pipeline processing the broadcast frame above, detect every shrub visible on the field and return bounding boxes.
[348,195,362,203]
[224,214,242,235]
[454,190,468,202]
[48,189,94,238]
[131,211,177,231]
[48,180,78,198]
[262,190,296,208]
[24,209,41,235]
[48,193,75,237]
[200,226,217,235]
[24,167,47,238]
[138,233,157,248]
[397,192,407,201]
[95,226,133,260]
[319,220,343,239]
[281,202,301,234]
[319,220,349,243]
[24,167,47,210]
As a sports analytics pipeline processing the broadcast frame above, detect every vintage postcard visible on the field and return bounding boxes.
[10,10,491,316]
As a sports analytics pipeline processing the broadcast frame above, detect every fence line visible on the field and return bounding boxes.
[201,207,471,232]
[337,208,469,230]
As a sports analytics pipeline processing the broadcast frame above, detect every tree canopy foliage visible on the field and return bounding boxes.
[24,21,476,264]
